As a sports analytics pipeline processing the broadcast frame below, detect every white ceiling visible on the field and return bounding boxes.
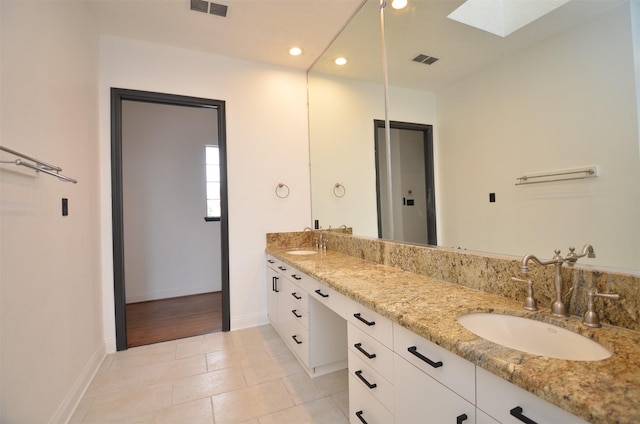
[86,0,626,91]
[85,0,364,70]
[311,0,626,92]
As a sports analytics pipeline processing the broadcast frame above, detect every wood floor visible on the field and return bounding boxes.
[126,291,222,348]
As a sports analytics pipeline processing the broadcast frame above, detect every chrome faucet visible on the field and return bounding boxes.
[519,245,596,318]
[520,249,567,317]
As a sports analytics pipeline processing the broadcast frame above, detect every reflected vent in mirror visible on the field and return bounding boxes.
[412,54,439,65]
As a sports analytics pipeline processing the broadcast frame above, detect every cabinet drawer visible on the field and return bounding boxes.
[393,323,475,403]
[281,318,309,366]
[302,278,348,317]
[349,350,394,413]
[348,323,394,383]
[349,374,394,424]
[282,293,309,329]
[347,302,393,349]
[266,255,282,271]
[395,354,475,424]
[476,367,588,424]
[281,277,308,312]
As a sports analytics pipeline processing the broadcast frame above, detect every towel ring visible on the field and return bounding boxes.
[275,183,290,198]
[333,183,346,198]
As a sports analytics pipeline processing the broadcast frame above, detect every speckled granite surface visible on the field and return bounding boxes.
[266,232,640,424]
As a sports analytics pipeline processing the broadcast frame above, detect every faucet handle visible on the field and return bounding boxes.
[511,277,538,311]
[582,290,621,328]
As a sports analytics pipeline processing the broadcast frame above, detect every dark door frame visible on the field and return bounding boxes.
[111,88,230,351]
[374,120,437,246]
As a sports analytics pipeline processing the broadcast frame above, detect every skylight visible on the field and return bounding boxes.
[447,0,572,37]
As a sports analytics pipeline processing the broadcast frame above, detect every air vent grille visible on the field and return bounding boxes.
[190,0,228,17]
[412,54,439,65]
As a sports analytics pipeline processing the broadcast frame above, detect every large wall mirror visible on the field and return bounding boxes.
[308,0,640,272]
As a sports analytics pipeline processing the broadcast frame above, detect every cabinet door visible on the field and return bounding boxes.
[395,354,475,424]
[267,264,282,332]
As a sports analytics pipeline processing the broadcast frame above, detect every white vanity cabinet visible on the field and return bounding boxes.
[266,256,347,377]
[394,323,475,424]
[476,367,588,424]
[267,253,590,423]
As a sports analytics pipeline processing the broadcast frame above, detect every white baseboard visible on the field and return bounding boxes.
[49,341,106,424]
[230,311,269,331]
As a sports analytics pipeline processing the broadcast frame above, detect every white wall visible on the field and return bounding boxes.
[100,36,312,349]
[122,101,222,302]
[0,1,104,423]
[437,2,640,270]
[308,73,437,237]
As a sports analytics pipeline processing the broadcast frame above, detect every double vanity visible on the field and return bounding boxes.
[266,232,640,424]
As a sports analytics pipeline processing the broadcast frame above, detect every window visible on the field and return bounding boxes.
[205,145,221,220]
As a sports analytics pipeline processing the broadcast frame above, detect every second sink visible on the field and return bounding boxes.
[457,313,611,361]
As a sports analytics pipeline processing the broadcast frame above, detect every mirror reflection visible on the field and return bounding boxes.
[308,0,640,271]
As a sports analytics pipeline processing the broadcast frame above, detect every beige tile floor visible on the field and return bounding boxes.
[70,325,349,424]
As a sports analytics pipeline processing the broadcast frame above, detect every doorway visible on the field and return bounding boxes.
[374,120,437,245]
[111,88,230,351]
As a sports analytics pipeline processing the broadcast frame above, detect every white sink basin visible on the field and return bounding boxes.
[285,249,318,255]
[457,313,611,361]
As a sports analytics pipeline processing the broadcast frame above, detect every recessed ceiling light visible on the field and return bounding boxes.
[334,57,348,66]
[289,47,303,56]
[391,0,407,9]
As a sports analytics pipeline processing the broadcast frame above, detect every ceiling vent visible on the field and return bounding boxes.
[190,0,228,17]
[412,54,439,65]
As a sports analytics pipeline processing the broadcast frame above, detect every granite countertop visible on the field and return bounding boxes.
[267,247,640,424]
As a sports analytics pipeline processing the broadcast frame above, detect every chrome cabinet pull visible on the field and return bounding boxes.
[291,274,302,280]
[272,276,279,293]
[291,292,302,300]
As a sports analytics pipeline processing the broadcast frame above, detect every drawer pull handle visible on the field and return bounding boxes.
[291,274,302,280]
[291,309,302,318]
[355,410,368,424]
[355,370,377,389]
[354,343,377,359]
[353,313,375,326]
[278,266,287,271]
[267,259,275,264]
[291,292,302,300]
[315,289,329,298]
[407,346,443,368]
[456,413,468,424]
[272,276,279,293]
[510,407,537,424]
[291,335,302,345]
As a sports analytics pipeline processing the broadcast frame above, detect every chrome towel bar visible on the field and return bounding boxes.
[0,145,77,184]
[515,166,597,186]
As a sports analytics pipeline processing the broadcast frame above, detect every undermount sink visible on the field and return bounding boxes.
[457,313,611,361]
[285,249,318,255]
